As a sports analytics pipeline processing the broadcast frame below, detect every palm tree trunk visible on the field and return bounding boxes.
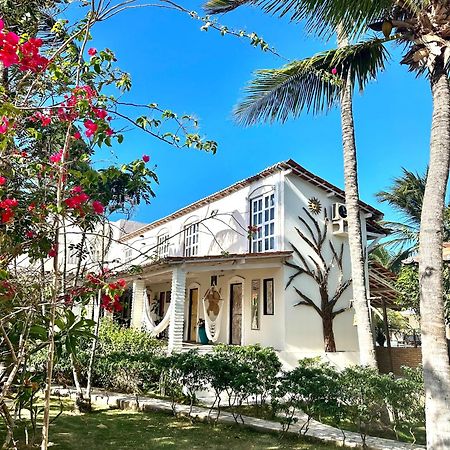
[420,67,450,450]
[339,34,377,368]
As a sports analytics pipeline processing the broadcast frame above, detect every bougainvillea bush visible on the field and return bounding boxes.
[0,1,216,447]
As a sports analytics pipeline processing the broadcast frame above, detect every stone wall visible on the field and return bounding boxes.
[376,347,422,375]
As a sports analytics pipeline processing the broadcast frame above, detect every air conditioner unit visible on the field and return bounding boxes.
[332,219,348,236]
[332,203,348,221]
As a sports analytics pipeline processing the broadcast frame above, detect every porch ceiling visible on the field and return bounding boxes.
[369,262,400,309]
[122,251,293,282]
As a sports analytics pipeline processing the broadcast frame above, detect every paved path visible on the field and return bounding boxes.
[53,387,425,450]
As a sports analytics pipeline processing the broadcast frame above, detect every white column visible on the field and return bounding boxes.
[168,266,186,353]
[131,279,146,329]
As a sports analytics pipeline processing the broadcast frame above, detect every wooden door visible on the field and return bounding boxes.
[230,283,242,345]
[188,288,199,341]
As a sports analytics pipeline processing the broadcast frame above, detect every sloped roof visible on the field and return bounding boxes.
[121,159,384,241]
[369,261,400,309]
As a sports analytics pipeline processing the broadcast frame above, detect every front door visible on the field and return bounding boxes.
[188,288,199,341]
[229,283,242,345]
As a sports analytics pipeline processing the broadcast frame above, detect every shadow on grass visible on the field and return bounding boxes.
[2,402,340,450]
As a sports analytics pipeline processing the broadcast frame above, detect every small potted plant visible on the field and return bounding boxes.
[197,318,208,344]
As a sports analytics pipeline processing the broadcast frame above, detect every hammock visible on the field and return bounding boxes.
[201,286,224,343]
[142,291,172,337]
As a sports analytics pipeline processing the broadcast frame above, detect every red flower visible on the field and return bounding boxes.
[117,278,126,288]
[105,128,113,136]
[0,176,6,186]
[1,209,13,223]
[92,200,104,214]
[48,246,57,258]
[73,131,81,140]
[0,116,9,134]
[142,154,150,163]
[331,68,338,75]
[84,119,98,138]
[93,108,107,119]
[50,150,63,164]
[26,230,35,238]
[88,48,97,56]
[2,198,18,208]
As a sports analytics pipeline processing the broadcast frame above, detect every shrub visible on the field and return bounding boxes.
[50,318,166,395]
[272,358,341,434]
[165,350,208,414]
[212,344,282,406]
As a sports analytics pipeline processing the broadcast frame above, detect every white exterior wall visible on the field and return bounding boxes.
[115,172,284,265]
[280,173,369,367]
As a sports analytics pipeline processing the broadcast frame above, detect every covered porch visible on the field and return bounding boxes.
[127,252,292,352]
[368,262,421,374]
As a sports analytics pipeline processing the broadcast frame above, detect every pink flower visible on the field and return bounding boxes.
[3,198,18,208]
[0,19,4,31]
[142,154,150,163]
[73,131,81,140]
[331,68,338,75]
[50,150,63,164]
[0,116,9,134]
[84,119,98,138]
[93,108,107,119]
[88,48,97,56]
[5,31,19,45]
[72,186,83,194]
[0,176,6,186]
[92,200,104,214]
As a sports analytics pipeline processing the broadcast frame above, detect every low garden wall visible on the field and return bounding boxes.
[376,347,422,375]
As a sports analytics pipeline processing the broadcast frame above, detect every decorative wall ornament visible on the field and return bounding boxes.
[251,279,261,330]
[285,207,352,352]
[308,197,322,215]
[263,278,274,315]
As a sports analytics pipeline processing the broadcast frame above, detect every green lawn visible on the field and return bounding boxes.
[4,401,340,449]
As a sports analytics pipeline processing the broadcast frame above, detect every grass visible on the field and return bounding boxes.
[2,400,341,449]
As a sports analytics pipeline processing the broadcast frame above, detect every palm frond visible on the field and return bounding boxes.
[234,38,389,125]
[204,0,397,38]
[376,167,427,226]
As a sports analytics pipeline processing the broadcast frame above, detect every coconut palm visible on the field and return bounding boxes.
[204,8,391,370]
[377,168,450,259]
[205,1,450,448]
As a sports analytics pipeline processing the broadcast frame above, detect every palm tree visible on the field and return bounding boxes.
[377,168,450,260]
[204,8,389,370]
[204,1,450,447]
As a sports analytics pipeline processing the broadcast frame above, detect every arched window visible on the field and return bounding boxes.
[156,229,170,258]
[250,192,275,252]
[183,221,199,257]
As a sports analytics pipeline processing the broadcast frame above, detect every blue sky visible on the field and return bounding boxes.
[73,2,433,225]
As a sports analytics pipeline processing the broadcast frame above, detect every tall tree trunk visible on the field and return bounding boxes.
[420,67,450,450]
[338,33,377,368]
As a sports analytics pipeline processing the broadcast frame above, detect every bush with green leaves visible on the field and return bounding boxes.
[272,358,342,434]
[51,318,166,394]
[165,350,208,414]
[212,344,282,406]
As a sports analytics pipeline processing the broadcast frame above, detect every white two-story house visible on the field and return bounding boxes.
[114,159,392,367]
